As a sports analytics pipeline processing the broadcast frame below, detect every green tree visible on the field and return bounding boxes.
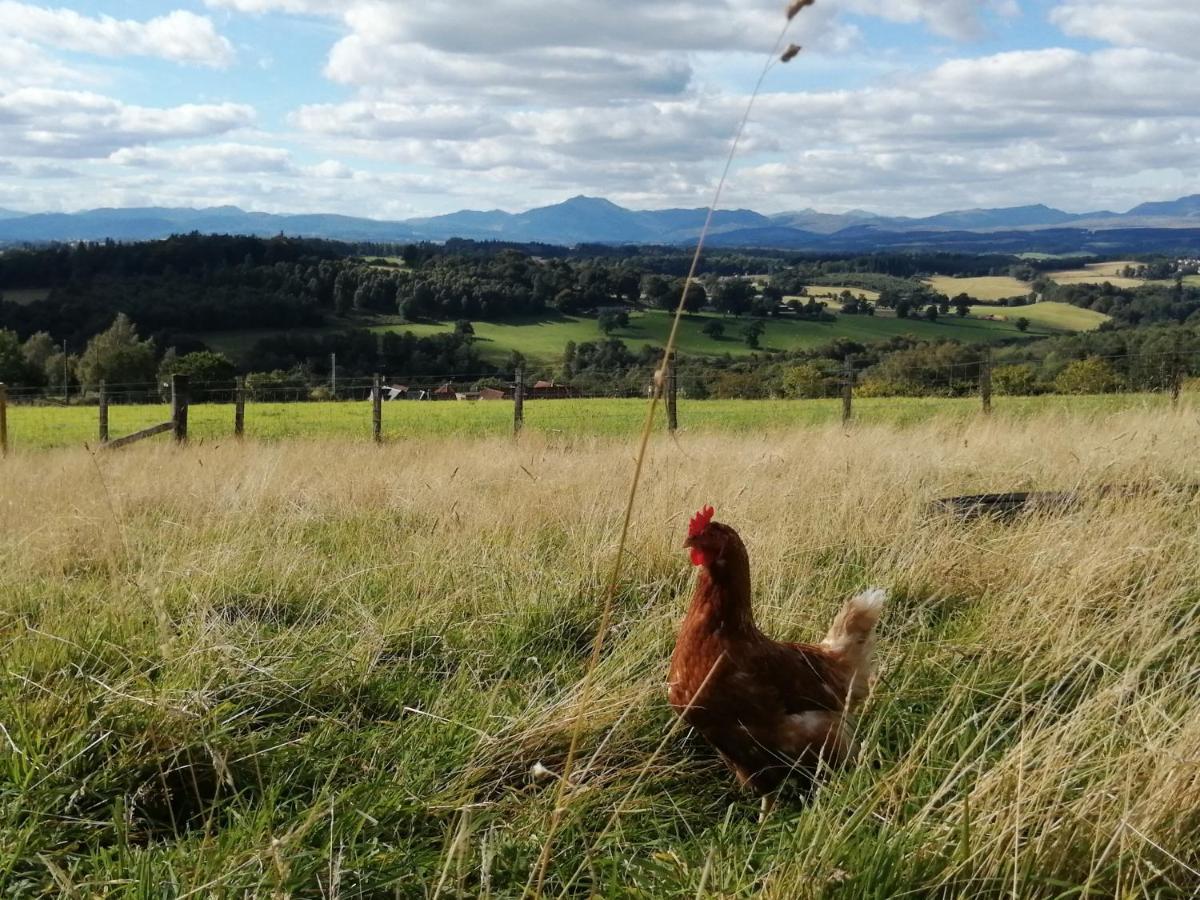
[702,319,725,340]
[1055,358,1121,395]
[598,309,629,334]
[993,363,1041,396]
[742,320,766,349]
[924,305,939,322]
[715,279,756,316]
[781,363,827,399]
[157,350,236,392]
[454,319,475,338]
[954,293,972,317]
[0,329,37,384]
[1015,317,1031,332]
[21,332,56,384]
[77,314,156,390]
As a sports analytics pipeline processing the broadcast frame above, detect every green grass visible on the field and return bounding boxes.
[2,406,1197,896]
[967,301,1109,331]
[3,393,1178,452]
[925,275,1030,301]
[375,309,1046,363]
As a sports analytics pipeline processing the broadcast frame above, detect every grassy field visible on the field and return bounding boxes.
[967,301,1109,331]
[1048,261,1143,288]
[1,393,1180,451]
[1,287,50,305]
[796,285,882,302]
[2,405,1198,896]
[376,309,1045,363]
[924,275,1030,301]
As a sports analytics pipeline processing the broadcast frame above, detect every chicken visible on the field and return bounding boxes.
[668,506,886,801]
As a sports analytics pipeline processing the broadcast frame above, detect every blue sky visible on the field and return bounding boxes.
[0,0,1196,218]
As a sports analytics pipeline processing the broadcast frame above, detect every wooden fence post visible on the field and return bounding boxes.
[372,374,383,444]
[666,353,679,433]
[98,381,109,444]
[842,356,854,425]
[234,377,246,439]
[514,368,525,436]
[980,348,993,415]
[171,374,190,444]
[0,383,8,457]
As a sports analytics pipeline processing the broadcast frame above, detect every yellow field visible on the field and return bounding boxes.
[800,284,882,302]
[924,275,1030,301]
[967,301,1109,331]
[1049,261,1143,288]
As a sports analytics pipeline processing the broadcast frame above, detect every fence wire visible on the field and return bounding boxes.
[0,349,1194,454]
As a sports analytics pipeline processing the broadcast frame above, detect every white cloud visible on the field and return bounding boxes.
[0,89,255,157]
[110,142,293,174]
[0,36,85,89]
[0,2,234,67]
[1051,0,1200,60]
[846,0,1019,41]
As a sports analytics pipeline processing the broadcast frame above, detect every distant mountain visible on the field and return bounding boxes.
[1126,194,1200,219]
[2,194,1200,252]
[0,208,25,220]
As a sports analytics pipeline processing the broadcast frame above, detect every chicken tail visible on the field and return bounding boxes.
[823,588,887,656]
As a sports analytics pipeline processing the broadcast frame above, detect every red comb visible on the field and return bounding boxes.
[688,505,715,538]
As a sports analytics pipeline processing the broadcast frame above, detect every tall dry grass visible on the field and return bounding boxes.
[1,405,1198,896]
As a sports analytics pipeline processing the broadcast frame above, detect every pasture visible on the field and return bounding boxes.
[1,405,1197,896]
[924,275,1030,301]
[376,308,1045,363]
[966,301,1109,331]
[1048,261,1143,288]
[0,393,1176,451]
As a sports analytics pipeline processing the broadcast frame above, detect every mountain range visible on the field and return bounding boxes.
[1,194,1199,252]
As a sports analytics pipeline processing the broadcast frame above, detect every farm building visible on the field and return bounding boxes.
[530,381,582,400]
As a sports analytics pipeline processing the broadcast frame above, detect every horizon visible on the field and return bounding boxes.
[0,1,1196,219]
[5,190,1199,223]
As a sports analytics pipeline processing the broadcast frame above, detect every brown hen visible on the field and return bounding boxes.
[668,506,886,801]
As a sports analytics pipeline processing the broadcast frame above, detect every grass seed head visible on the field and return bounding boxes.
[782,44,803,63]
[787,0,816,20]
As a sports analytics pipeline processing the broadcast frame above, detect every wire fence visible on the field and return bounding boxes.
[0,349,1192,454]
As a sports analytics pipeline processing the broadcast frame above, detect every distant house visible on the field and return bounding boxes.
[455,391,482,401]
[432,382,457,401]
[479,387,509,401]
[384,384,407,401]
[529,380,582,400]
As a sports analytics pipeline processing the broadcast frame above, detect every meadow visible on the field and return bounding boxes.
[1,393,1176,452]
[924,275,1030,301]
[1048,261,1143,289]
[966,301,1109,331]
[371,309,1045,363]
[1,403,1198,897]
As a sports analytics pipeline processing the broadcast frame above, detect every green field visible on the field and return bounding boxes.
[3,393,1178,452]
[967,301,1109,331]
[374,309,1046,363]
[3,406,1197,896]
[1,287,50,305]
[924,275,1030,301]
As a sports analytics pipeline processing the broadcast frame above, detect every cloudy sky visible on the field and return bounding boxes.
[0,0,1196,218]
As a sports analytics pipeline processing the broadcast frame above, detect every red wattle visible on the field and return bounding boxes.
[690,547,708,567]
